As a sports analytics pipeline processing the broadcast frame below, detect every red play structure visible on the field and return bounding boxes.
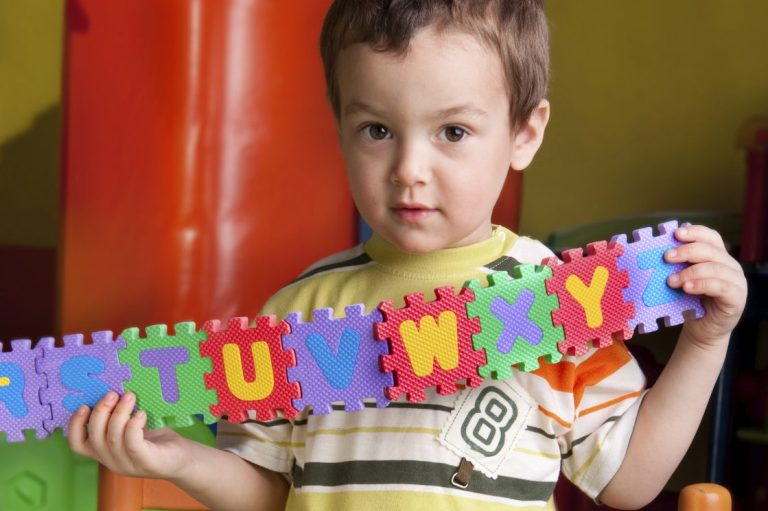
[58,1,520,508]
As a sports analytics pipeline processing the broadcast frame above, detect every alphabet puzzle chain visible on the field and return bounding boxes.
[0,220,705,442]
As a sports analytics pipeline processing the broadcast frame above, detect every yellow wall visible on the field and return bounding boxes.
[0,0,63,247]
[522,1,767,240]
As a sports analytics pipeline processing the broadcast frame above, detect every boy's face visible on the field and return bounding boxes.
[336,26,548,253]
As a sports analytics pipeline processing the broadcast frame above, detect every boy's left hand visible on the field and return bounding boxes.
[665,224,748,348]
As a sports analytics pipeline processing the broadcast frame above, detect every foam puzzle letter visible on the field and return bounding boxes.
[400,311,460,376]
[565,266,609,328]
[638,246,683,307]
[0,362,28,418]
[139,347,189,403]
[489,290,543,354]
[59,356,111,411]
[222,342,274,401]
[306,330,359,389]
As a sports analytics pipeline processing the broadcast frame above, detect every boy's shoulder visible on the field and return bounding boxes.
[294,242,372,281]
[504,234,556,264]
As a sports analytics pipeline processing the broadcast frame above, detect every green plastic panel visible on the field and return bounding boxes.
[0,430,98,511]
[2,420,215,511]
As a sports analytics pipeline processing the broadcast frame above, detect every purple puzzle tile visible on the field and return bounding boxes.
[0,339,51,442]
[37,331,132,435]
[612,220,705,334]
[283,304,393,415]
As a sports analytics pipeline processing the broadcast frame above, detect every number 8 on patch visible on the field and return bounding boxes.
[460,387,518,457]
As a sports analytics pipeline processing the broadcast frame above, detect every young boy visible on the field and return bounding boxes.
[68,1,747,510]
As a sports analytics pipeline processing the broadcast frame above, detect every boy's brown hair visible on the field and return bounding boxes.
[320,0,549,130]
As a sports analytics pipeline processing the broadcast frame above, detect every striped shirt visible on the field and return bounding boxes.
[217,226,646,510]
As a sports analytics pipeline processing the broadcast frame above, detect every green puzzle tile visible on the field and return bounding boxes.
[119,322,217,429]
[467,266,564,377]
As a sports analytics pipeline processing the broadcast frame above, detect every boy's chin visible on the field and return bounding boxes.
[383,232,452,254]
[378,225,495,254]
[379,223,494,254]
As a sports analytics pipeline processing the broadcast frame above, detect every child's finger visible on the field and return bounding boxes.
[665,241,741,272]
[105,392,136,464]
[674,224,726,250]
[85,391,120,466]
[124,410,153,467]
[68,404,96,459]
[668,265,746,310]
[673,276,744,307]
[668,261,744,290]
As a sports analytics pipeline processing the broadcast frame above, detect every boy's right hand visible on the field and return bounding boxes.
[68,391,192,480]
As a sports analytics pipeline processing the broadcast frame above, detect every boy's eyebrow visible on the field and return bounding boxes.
[343,101,488,120]
[434,105,488,119]
[343,101,383,118]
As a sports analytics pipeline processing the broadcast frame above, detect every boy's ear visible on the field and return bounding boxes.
[509,99,550,171]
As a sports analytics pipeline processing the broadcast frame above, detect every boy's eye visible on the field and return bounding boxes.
[443,126,466,142]
[365,124,390,140]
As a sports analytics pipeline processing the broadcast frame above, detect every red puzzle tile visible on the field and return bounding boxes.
[375,287,485,402]
[544,241,634,356]
[201,316,300,422]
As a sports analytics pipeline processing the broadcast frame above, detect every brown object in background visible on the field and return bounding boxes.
[738,117,768,263]
[0,245,56,341]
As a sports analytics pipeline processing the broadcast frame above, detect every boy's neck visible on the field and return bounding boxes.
[364,226,516,275]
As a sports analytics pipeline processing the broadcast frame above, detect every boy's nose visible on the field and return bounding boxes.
[391,141,430,187]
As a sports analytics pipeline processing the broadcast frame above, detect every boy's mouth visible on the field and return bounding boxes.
[392,203,436,223]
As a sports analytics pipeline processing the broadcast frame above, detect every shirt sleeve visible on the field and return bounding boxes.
[556,341,647,500]
[216,416,296,474]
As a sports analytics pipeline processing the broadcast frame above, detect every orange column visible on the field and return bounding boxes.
[60,0,353,334]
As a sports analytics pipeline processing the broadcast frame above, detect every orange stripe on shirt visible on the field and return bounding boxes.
[578,390,644,418]
[533,341,632,414]
[538,405,573,428]
[532,359,576,393]
[572,342,633,408]
[532,342,633,406]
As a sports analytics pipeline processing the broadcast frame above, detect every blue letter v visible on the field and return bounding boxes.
[306,328,361,389]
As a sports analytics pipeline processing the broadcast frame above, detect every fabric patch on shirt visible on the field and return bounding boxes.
[438,379,534,479]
